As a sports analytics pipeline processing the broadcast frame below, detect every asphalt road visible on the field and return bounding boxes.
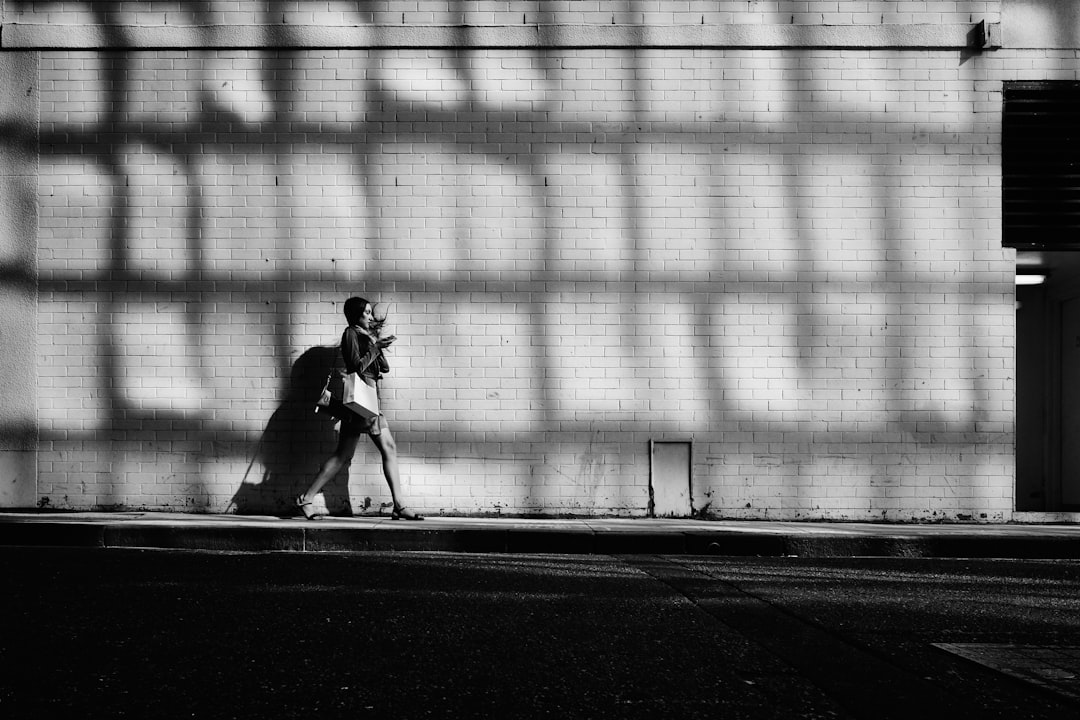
[1,548,1078,719]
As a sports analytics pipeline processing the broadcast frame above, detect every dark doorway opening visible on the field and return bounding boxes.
[1015,252,1080,511]
[1004,82,1080,511]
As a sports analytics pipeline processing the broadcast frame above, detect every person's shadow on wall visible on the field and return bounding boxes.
[229,346,357,517]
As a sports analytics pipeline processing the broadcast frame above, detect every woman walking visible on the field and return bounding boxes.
[296,297,423,521]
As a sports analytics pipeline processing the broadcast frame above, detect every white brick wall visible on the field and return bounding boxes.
[1,2,1002,28]
[6,0,1061,519]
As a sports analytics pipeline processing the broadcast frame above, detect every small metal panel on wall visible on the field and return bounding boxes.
[649,440,692,518]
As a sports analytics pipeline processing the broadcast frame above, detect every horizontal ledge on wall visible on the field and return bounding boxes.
[0,22,999,50]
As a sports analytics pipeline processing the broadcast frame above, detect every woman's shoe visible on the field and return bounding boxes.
[391,506,424,521]
[295,494,319,520]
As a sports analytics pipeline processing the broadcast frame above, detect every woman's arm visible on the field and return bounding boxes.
[341,327,383,375]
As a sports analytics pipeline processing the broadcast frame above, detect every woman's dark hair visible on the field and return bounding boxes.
[343,296,387,336]
[343,296,369,325]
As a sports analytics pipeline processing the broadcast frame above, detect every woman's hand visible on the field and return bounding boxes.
[377,335,396,349]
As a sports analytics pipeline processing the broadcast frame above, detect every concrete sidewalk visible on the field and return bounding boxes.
[3,511,1080,557]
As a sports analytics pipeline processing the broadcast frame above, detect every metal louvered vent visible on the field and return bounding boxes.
[1004,81,1080,249]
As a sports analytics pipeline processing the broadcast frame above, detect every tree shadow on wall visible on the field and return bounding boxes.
[229,346,356,517]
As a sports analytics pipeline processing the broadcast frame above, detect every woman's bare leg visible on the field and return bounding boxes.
[302,433,361,503]
[369,427,403,507]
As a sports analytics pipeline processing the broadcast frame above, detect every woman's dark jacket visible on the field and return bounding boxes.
[341,326,389,381]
